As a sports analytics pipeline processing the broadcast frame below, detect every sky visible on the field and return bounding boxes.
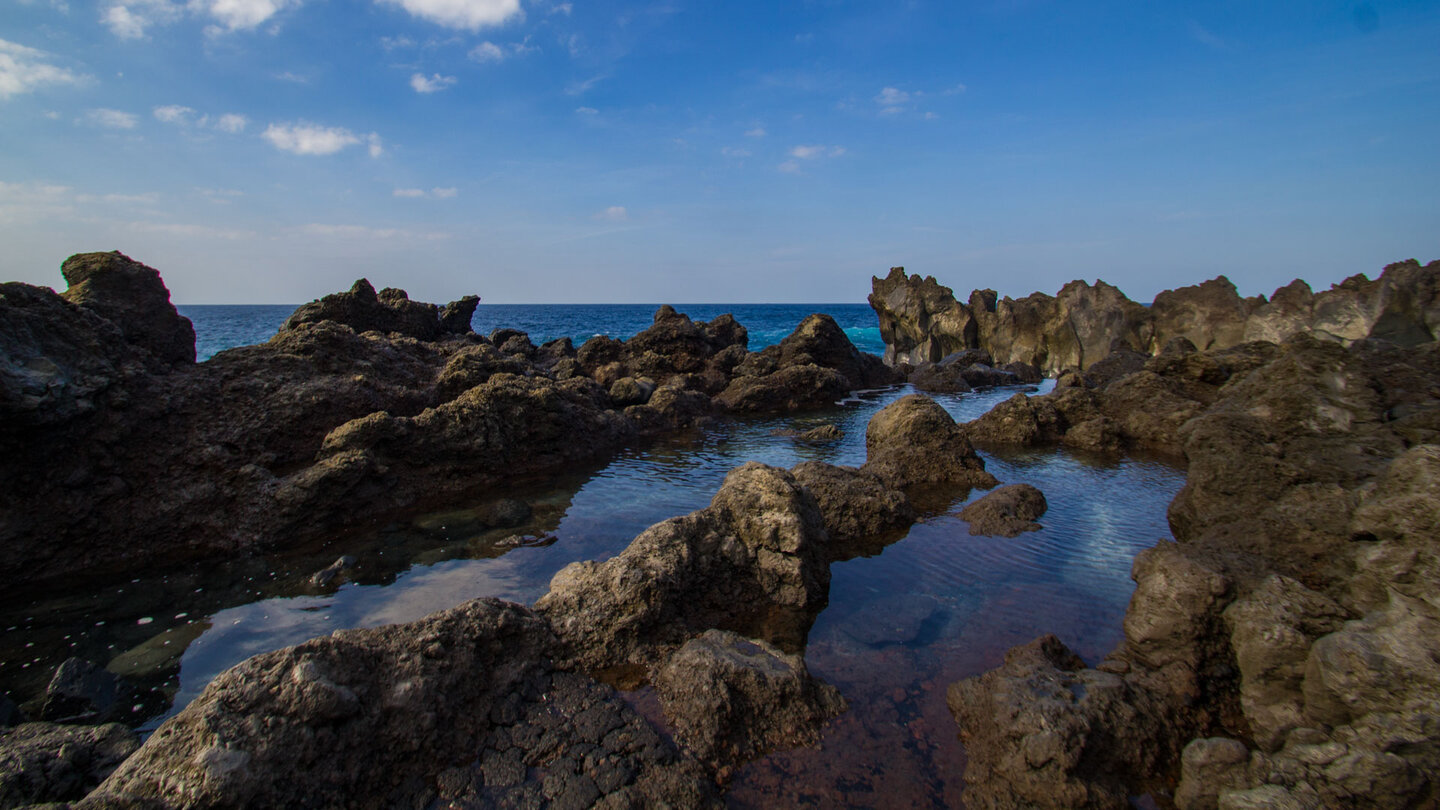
[1,0,1438,304]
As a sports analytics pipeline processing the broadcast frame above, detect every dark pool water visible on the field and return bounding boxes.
[0,381,1184,807]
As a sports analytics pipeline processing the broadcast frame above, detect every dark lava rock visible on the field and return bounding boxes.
[957,483,1048,537]
[0,721,138,808]
[795,424,843,442]
[862,394,998,495]
[60,251,195,366]
[790,461,915,559]
[82,598,717,810]
[947,634,1176,810]
[718,314,899,412]
[654,630,846,767]
[38,658,136,726]
[282,278,477,341]
[536,463,831,674]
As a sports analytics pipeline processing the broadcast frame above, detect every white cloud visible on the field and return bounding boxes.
[131,221,255,239]
[197,187,244,203]
[262,122,360,155]
[778,160,801,175]
[574,106,598,115]
[394,188,427,198]
[596,206,627,222]
[789,144,825,159]
[213,113,248,133]
[201,0,296,31]
[75,191,160,205]
[942,83,967,95]
[273,70,309,83]
[431,186,457,198]
[744,127,766,138]
[86,108,139,129]
[566,74,605,95]
[781,144,844,173]
[0,39,87,99]
[154,104,194,124]
[721,147,750,158]
[0,180,74,224]
[549,2,571,14]
[876,87,909,107]
[468,41,504,62]
[378,0,523,31]
[367,132,383,158]
[101,0,294,39]
[410,72,457,93]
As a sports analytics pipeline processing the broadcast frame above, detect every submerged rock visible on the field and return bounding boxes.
[957,483,1048,537]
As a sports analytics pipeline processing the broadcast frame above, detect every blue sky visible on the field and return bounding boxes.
[2,1,1438,304]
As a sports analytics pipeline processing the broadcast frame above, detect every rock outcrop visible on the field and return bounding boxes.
[862,394,998,496]
[872,260,1440,373]
[81,598,718,810]
[0,721,138,807]
[536,463,832,674]
[948,330,1440,808]
[0,254,897,592]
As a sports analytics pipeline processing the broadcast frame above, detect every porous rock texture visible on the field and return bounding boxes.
[871,260,1440,372]
[0,253,896,590]
[957,483,1047,537]
[789,460,915,560]
[654,630,846,768]
[948,325,1440,809]
[0,721,138,808]
[862,394,999,494]
[536,463,833,674]
[78,599,718,810]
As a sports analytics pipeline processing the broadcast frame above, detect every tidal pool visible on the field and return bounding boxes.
[0,381,1185,807]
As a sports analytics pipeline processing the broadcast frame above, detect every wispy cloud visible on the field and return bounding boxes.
[213,113,248,133]
[721,146,751,158]
[262,121,375,156]
[86,108,139,129]
[0,39,87,99]
[875,86,913,115]
[298,223,450,240]
[1188,20,1229,50]
[377,0,522,31]
[393,187,457,198]
[153,105,249,132]
[102,0,297,39]
[468,39,536,63]
[574,106,598,115]
[566,74,605,95]
[744,126,766,138]
[410,72,457,93]
[595,205,627,222]
[780,144,845,174]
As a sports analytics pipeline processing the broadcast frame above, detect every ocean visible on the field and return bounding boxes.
[177,303,886,362]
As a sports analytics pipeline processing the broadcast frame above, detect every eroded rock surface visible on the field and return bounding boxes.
[872,261,1440,373]
[654,630,846,768]
[957,483,1047,537]
[0,721,138,808]
[536,463,832,674]
[862,394,998,495]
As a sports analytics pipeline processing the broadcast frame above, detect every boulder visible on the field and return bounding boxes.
[947,634,1175,810]
[790,461,915,559]
[536,463,831,674]
[38,658,137,726]
[957,483,1048,537]
[654,630,846,767]
[862,394,998,494]
[1173,737,1252,810]
[794,424,842,442]
[0,722,138,808]
[60,251,195,366]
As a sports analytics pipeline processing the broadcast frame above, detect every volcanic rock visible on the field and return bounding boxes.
[790,461,915,558]
[862,394,998,494]
[0,721,138,808]
[957,483,1048,537]
[281,278,476,341]
[60,251,196,366]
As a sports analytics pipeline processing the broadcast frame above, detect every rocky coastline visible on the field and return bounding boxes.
[2,251,1439,808]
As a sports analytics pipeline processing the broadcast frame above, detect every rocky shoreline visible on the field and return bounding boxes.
[3,252,1439,808]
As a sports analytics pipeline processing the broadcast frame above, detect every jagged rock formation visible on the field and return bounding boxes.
[871,260,1440,372]
[0,253,895,590]
[948,333,1440,809]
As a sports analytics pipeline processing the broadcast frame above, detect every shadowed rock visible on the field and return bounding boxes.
[790,461,915,559]
[61,251,196,366]
[0,721,138,807]
[862,394,998,496]
[957,483,1048,537]
[281,278,478,340]
[654,630,846,767]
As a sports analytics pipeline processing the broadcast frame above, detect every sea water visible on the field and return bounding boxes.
[2,306,1184,808]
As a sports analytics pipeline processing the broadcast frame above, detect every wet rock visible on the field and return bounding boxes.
[282,279,477,341]
[957,483,1048,537]
[716,364,850,412]
[59,251,195,366]
[862,394,998,493]
[38,659,136,726]
[0,721,138,807]
[654,630,846,767]
[1174,737,1251,810]
[790,461,915,558]
[537,463,831,674]
[718,314,898,412]
[795,424,842,442]
[947,634,1175,810]
[608,376,656,407]
[309,555,357,588]
[908,361,974,393]
[999,360,1043,383]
